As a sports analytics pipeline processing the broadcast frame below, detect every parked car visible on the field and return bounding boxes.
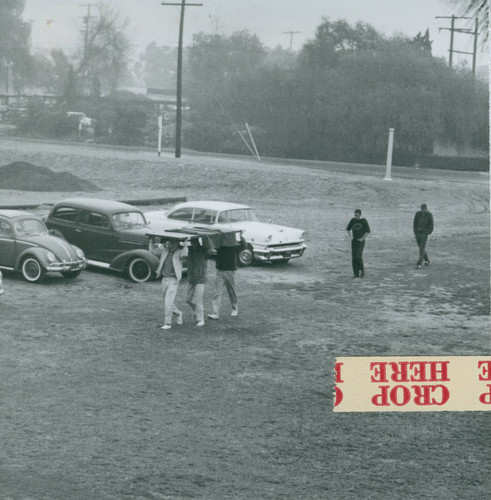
[0,210,87,283]
[45,198,160,282]
[145,201,307,266]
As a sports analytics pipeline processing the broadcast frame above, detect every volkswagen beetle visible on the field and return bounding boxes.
[0,210,87,283]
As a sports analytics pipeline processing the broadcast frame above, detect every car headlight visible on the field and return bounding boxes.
[75,248,85,259]
[46,251,56,263]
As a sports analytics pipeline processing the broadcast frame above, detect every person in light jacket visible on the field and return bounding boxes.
[151,238,187,330]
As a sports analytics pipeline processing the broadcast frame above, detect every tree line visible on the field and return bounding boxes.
[1,1,488,165]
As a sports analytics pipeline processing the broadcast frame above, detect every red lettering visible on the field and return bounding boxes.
[430,385,450,405]
[389,362,409,382]
[478,361,491,381]
[429,361,450,382]
[371,385,390,406]
[409,361,428,382]
[334,362,344,383]
[390,385,411,406]
[412,385,431,405]
[370,362,388,383]
[334,386,343,407]
[479,384,491,404]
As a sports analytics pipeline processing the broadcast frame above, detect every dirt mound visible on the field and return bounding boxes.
[0,161,101,192]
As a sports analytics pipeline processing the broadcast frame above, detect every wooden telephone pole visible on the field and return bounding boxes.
[437,15,479,76]
[162,1,203,158]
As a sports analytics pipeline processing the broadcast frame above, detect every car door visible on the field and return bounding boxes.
[47,205,80,245]
[0,220,16,268]
[78,210,118,262]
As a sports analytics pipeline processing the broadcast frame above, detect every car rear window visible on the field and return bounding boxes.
[52,206,78,222]
[80,210,111,229]
[168,208,194,221]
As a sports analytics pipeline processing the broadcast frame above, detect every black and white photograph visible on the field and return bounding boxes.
[0,0,489,498]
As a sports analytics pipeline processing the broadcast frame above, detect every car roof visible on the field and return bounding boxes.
[52,198,141,215]
[171,201,250,211]
[0,209,39,219]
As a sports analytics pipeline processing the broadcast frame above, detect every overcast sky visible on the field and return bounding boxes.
[23,0,487,66]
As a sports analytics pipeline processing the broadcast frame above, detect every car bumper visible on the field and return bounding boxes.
[46,259,87,272]
[254,244,307,262]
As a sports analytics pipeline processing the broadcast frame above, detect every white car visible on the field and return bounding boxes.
[145,201,307,266]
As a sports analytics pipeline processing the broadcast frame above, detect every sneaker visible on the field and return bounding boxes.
[176,312,183,325]
[352,275,359,278]
[360,270,365,278]
[416,264,422,269]
[207,313,219,320]
[230,310,238,317]
[160,324,172,330]
[196,320,205,327]
[424,260,430,266]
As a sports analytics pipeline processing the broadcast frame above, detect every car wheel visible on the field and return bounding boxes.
[127,258,152,283]
[61,270,82,279]
[21,256,46,283]
[238,246,254,267]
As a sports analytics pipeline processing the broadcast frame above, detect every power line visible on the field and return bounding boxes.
[437,14,479,75]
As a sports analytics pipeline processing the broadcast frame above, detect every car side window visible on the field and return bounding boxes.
[0,220,13,238]
[168,208,194,221]
[52,206,78,222]
[192,209,215,224]
[80,210,110,229]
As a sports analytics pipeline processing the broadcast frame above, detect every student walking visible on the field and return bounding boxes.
[413,203,434,269]
[186,241,208,327]
[152,239,187,330]
[346,209,371,278]
[208,235,246,319]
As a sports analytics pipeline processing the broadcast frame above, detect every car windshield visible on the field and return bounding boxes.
[15,218,47,237]
[112,211,147,229]
[217,209,258,223]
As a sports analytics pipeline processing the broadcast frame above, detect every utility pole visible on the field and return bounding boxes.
[282,31,301,53]
[80,3,97,90]
[437,15,478,75]
[162,1,203,158]
[80,4,97,64]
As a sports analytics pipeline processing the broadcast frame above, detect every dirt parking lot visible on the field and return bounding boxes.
[0,139,489,499]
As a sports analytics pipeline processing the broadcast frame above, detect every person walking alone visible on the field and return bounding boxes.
[413,203,434,269]
[346,209,371,278]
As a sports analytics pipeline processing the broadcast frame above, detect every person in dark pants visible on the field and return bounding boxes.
[186,239,209,327]
[413,203,434,269]
[346,209,371,278]
[208,235,246,319]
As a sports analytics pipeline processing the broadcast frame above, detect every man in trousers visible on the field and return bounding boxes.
[186,240,208,327]
[208,235,246,319]
[152,238,187,330]
[413,203,434,269]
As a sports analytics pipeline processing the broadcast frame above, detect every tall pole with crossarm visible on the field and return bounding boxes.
[162,1,203,158]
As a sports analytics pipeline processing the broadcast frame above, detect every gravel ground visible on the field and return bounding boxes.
[0,138,489,499]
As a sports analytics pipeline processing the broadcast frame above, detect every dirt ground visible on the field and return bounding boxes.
[0,138,489,499]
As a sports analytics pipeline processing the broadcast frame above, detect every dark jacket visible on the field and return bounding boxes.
[216,238,247,271]
[187,245,208,284]
[413,211,434,235]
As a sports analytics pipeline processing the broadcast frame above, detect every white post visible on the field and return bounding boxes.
[157,114,163,157]
[384,128,395,180]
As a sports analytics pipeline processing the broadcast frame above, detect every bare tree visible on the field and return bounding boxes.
[76,1,131,95]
